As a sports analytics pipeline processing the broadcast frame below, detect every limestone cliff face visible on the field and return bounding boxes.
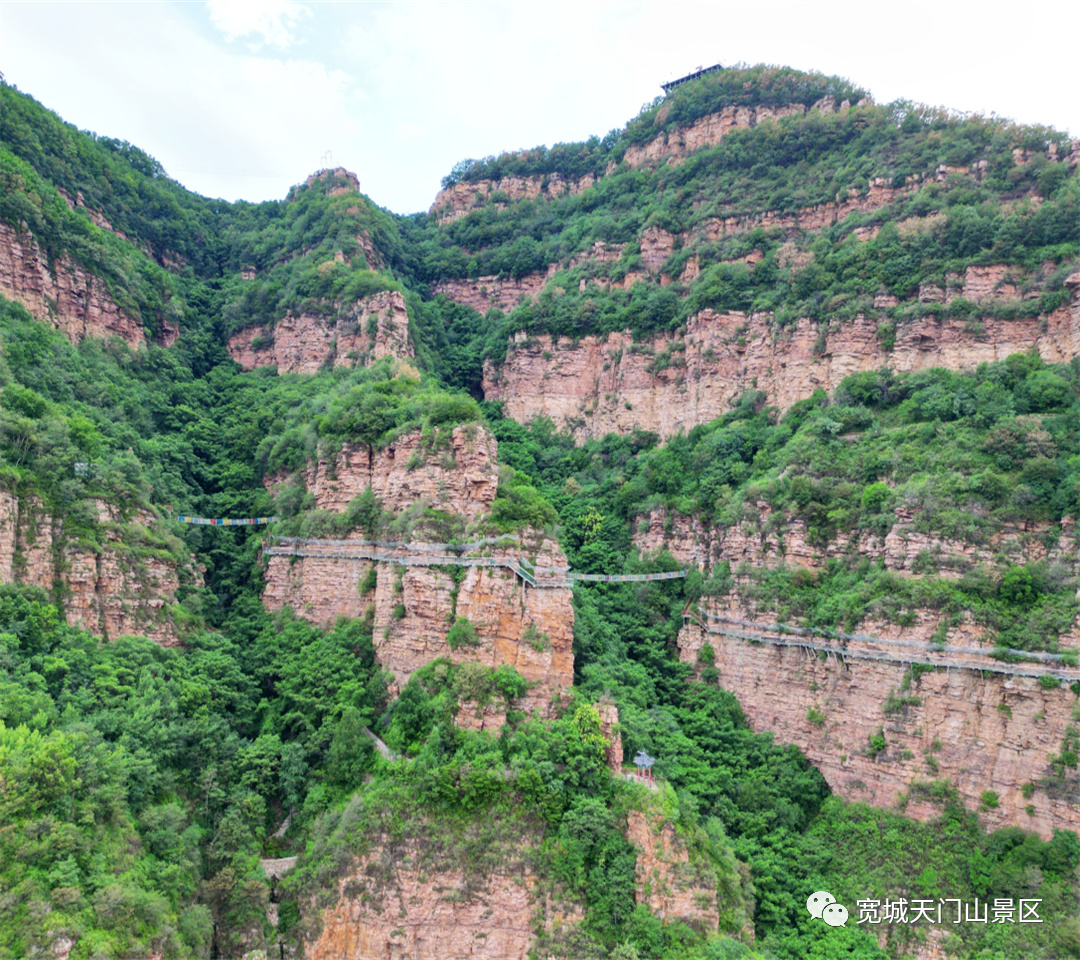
[430,172,595,224]
[0,222,146,348]
[484,292,1079,441]
[262,425,574,718]
[227,290,413,373]
[678,605,1080,840]
[0,491,195,644]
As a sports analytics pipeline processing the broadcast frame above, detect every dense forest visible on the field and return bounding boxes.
[0,63,1078,960]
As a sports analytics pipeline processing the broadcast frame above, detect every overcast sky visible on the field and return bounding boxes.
[2,1,1078,214]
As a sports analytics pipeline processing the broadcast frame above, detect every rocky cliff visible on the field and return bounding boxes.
[0,491,196,644]
[262,424,574,718]
[300,791,738,960]
[484,282,1079,441]
[634,501,1080,582]
[678,602,1080,840]
[623,99,845,168]
[0,222,146,348]
[227,290,413,373]
[430,172,596,225]
[304,815,584,960]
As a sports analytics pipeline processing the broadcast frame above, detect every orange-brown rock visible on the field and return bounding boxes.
[292,424,499,519]
[634,504,1079,582]
[623,102,813,168]
[304,167,360,196]
[304,815,585,960]
[626,806,722,930]
[0,493,194,644]
[484,296,1080,441]
[432,272,553,314]
[679,604,1080,839]
[227,290,412,373]
[262,425,573,717]
[430,172,595,224]
[0,222,146,348]
[265,542,573,719]
[598,702,624,773]
[433,242,626,313]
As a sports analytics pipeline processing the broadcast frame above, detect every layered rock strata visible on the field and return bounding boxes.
[623,100,823,168]
[262,425,574,718]
[634,505,1080,588]
[484,293,1079,441]
[430,172,596,224]
[678,605,1080,839]
[0,222,146,348]
[227,290,413,373]
[304,814,583,960]
[303,799,735,959]
[0,491,192,644]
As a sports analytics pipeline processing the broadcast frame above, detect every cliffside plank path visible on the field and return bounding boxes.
[175,515,280,526]
[684,607,1080,683]
[263,535,689,588]
[262,536,1079,681]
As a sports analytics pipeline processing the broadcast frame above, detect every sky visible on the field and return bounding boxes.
[1,1,1078,214]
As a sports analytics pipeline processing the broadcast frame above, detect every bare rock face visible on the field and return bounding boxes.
[301,796,740,959]
[262,425,574,718]
[0,492,195,644]
[304,167,360,196]
[432,272,553,314]
[634,503,1078,582]
[598,702,624,773]
[0,222,146,349]
[304,818,585,960]
[302,424,498,518]
[227,290,413,373]
[679,608,1080,839]
[623,102,812,168]
[433,242,625,313]
[430,172,595,224]
[485,294,1080,441]
[626,807,722,930]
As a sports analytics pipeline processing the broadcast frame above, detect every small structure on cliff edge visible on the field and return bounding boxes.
[662,63,723,94]
[633,750,656,784]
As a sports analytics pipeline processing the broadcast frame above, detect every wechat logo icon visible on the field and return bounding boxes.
[807,891,848,927]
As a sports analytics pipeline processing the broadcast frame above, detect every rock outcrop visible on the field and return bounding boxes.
[227,290,413,373]
[0,491,195,644]
[634,503,1079,582]
[0,222,146,348]
[262,425,574,719]
[627,807,722,931]
[430,172,596,224]
[303,811,583,960]
[484,296,1079,441]
[301,795,739,959]
[624,101,813,168]
[679,604,1080,839]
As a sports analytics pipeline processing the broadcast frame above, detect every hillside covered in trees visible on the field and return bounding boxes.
[0,64,1078,960]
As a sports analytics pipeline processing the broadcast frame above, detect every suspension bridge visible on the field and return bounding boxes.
[683,607,1080,682]
[263,535,689,589]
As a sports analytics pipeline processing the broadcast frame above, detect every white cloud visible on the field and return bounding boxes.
[206,0,310,48]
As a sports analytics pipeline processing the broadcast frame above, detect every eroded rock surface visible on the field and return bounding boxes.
[227,290,413,373]
[0,222,146,348]
[0,491,195,644]
[485,299,1079,442]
